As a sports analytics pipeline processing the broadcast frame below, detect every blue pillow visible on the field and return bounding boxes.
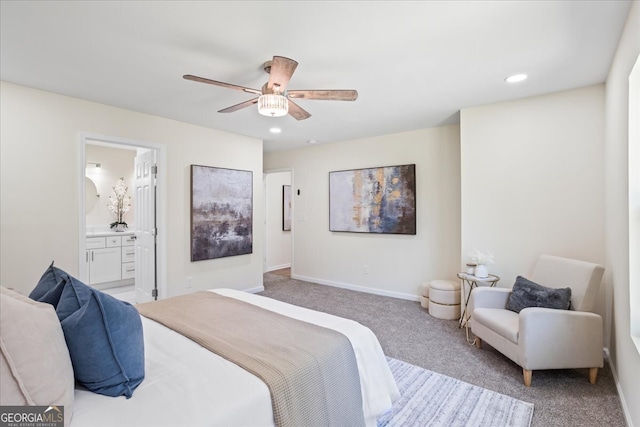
[30,265,145,398]
[29,261,67,305]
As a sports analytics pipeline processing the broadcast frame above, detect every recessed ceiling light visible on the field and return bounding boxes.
[307,140,317,144]
[505,74,528,83]
[269,127,281,134]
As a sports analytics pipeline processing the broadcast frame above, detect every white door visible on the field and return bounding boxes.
[134,150,157,303]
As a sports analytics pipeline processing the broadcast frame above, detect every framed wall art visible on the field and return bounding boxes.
[329,164,416,235]
[190,165,253,261]
[282,185,292,231]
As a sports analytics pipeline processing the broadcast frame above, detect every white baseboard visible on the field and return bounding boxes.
[266,263,291,272]
[243,285,265,294]
[604,348,634,427]
[291,274,420,302]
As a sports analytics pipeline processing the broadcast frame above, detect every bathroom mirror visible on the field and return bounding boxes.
[85,177,99,213]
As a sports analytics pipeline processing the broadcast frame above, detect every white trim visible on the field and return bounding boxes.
[262,173,267,273]
[78,132,168,300]
[78,138,88,281]
[628,53,640,355]
[291,274,420,302]
[244,286,265,294]
[604,348,635,427]
[266,263,291,272]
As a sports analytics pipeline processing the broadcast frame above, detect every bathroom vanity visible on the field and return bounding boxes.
[85,231,135,288]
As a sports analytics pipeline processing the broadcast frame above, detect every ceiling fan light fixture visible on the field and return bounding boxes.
[186,55,356,121]
[258,94,289,117]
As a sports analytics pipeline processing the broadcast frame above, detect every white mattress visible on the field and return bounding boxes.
[71,289,399,427]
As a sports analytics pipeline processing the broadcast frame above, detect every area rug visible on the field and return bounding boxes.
[378,357,534,427]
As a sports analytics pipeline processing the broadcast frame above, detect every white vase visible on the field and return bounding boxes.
[474,264,488,278]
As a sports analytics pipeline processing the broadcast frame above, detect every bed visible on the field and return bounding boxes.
[1,275,399,427]
[73,288,399,426]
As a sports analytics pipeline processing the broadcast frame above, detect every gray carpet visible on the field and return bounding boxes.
[260,273,626,427]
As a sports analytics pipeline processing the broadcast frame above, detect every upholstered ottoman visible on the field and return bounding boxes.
[420,282,430,309]
[428,280,461,320]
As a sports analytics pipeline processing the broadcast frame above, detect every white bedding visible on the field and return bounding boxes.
[71,289,399,427]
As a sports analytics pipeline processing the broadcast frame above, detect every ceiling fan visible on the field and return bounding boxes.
[184,56,358,121]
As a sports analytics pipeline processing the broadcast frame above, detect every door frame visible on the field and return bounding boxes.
[263,168,294,275]
[78,132,167,300]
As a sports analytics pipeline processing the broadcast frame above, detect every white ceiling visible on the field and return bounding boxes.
[0,1,631,152]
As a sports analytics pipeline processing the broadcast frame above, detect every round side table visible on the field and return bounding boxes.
[457,272,500,329]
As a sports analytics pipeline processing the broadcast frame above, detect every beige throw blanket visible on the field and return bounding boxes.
[137,291,365,427]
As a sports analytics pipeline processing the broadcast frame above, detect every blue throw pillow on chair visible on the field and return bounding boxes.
[30,263,145,398]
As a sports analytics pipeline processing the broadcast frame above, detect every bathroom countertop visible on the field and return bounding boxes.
[86,230,135,237]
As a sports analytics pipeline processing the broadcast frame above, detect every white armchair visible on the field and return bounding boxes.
[469,255,605,386]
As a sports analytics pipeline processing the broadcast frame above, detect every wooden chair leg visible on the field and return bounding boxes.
[523,369,532,387]
[589,367,598,384]
[475,337,482,349]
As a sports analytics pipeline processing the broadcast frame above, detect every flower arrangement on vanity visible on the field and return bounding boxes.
[108,178,132,232]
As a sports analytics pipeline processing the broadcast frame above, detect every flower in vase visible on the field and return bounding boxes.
[108,178,132,230]
[469,250,495,266]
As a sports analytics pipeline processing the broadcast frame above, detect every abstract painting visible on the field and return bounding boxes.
[191,165,253,261]
[329,164,416,234]
[282,185,292,231]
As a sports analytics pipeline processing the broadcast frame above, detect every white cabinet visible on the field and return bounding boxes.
[86,234,135,286]
[86,237,105,250]
[88,247,121,284]
[121,237,136,280]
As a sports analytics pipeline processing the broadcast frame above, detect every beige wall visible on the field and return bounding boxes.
[0,82,264,297]
[461,81,640,422]
[265,125,461,299]
[605,1,640,425]
[460,84,606,312]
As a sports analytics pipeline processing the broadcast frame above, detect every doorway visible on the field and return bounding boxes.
[78,133,166,303]
[264,169,293,277]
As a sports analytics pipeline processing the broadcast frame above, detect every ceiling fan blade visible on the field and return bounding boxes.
[218,97,259,113]
[287,89,358,101]
[287,99,312,121]
[267,56,298,92]
[183,75,262,95]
